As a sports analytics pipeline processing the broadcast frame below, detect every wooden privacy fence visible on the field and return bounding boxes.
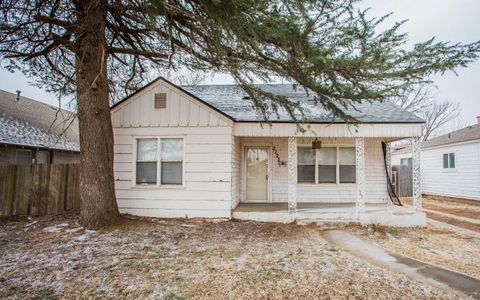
[0,164,80,217]
[392,164,413,197]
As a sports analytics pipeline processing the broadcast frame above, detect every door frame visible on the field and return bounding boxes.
[242,144,272,203]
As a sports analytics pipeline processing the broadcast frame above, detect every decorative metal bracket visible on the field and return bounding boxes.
[355,138,365,215]
[411,137,422,211]
[287,137,297,218]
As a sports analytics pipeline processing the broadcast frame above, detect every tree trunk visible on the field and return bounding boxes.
[75,0,120,229]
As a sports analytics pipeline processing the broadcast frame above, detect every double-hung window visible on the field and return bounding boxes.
[135,138,184,186]
[443,153,455,169]
[318,147,337,183]
[297,148,315,183]
[339,148,356,183]
[297,146,356,184]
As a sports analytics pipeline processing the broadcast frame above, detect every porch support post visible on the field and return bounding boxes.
[355,137,365,215]
[385,142,392,181]
[411,137,422,211]
[287,136,297,217]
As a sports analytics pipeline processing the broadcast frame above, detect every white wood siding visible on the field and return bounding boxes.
[231,136,241,208]
[111,79,232,128]
[421,141,480,200]
[112,79,234,218]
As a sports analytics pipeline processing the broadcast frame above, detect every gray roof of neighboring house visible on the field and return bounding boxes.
[421,123,480,149]
[181,84,424,123]
[391,123,480,155]
[0,89,80,151]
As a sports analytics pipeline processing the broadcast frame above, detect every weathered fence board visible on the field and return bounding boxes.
[393,164,412,197]
[0,164,80,217]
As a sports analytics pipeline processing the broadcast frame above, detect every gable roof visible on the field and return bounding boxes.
[422,123,480,149]
[111,77,424,124]
[0,90,80,151]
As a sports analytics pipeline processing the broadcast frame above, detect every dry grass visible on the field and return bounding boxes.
[348,222,480,280]
[401,195,480,232]
[0,214,460,299]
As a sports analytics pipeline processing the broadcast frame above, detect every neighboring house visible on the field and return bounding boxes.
[392,119,480,201]
[0,90,80,165]
[110,77,426,226]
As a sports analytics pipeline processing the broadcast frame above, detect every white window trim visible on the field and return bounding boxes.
[297,144,356,185]
[132,136,186,189]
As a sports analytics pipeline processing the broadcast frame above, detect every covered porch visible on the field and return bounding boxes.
[231,122,425,226]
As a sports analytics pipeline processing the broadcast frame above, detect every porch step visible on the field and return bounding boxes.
[297,219,360,227]
[297,211,358,221]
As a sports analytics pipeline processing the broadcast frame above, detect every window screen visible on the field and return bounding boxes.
[16,149,32,165]
[318,147,336,183]
[339,147,356,183]
[36,150,50,164]
[297,148,315,183]
[161,139,183,185]
[443,153,455,169]
[443,154,448,168]
[136,139,158,184]
[449,153,455,168]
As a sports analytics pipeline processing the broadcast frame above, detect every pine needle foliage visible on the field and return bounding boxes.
[1,0,479,122]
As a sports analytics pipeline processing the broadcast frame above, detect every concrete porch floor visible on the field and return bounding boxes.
[232,202,427,227]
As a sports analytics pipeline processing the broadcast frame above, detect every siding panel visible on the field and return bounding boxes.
[112,78,234,218]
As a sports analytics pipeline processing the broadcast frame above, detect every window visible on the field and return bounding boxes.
[297,146,355,184]
[297,148,315,183]
[318,147,337,183]
[161,139,183,185]
[136,139,158,185]
[135,138,184,186]
[339,148,356,183]
[36,150,51,164]
[400,157,412,166]
[443,153,455,169]
[16,149,32,165]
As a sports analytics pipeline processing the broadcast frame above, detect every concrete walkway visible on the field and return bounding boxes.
[324,230,480,299]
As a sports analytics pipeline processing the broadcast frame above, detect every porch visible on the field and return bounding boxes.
[232,123,424,226]
[232,202,426,227]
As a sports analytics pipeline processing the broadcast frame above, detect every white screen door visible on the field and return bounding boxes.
[245,147,269,202]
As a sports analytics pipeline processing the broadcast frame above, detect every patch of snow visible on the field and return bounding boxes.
[25,220,38,227]
[66,227,83,234]
[180,224,196,228]
[43,225,62,233]
[74,234,90,242]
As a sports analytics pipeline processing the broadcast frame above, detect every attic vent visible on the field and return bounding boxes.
[154,93,167,109]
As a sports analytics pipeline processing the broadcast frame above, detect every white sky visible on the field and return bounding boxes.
[0,0,479,126]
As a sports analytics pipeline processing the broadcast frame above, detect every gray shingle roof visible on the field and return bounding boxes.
[0,90,79,151]
[181,84,424,123]
[422,123,480,148]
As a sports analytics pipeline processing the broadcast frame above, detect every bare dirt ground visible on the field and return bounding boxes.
[401,195,480,232]
[0,214,461,300]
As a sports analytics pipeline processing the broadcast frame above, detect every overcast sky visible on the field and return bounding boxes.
[1,0,479,126]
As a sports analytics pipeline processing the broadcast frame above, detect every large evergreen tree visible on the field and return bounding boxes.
[1,0,478,228]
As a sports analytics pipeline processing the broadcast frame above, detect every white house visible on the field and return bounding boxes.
[392,119,480,201]
[110,77,426,226]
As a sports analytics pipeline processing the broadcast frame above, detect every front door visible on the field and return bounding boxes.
[245,147,269,202]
